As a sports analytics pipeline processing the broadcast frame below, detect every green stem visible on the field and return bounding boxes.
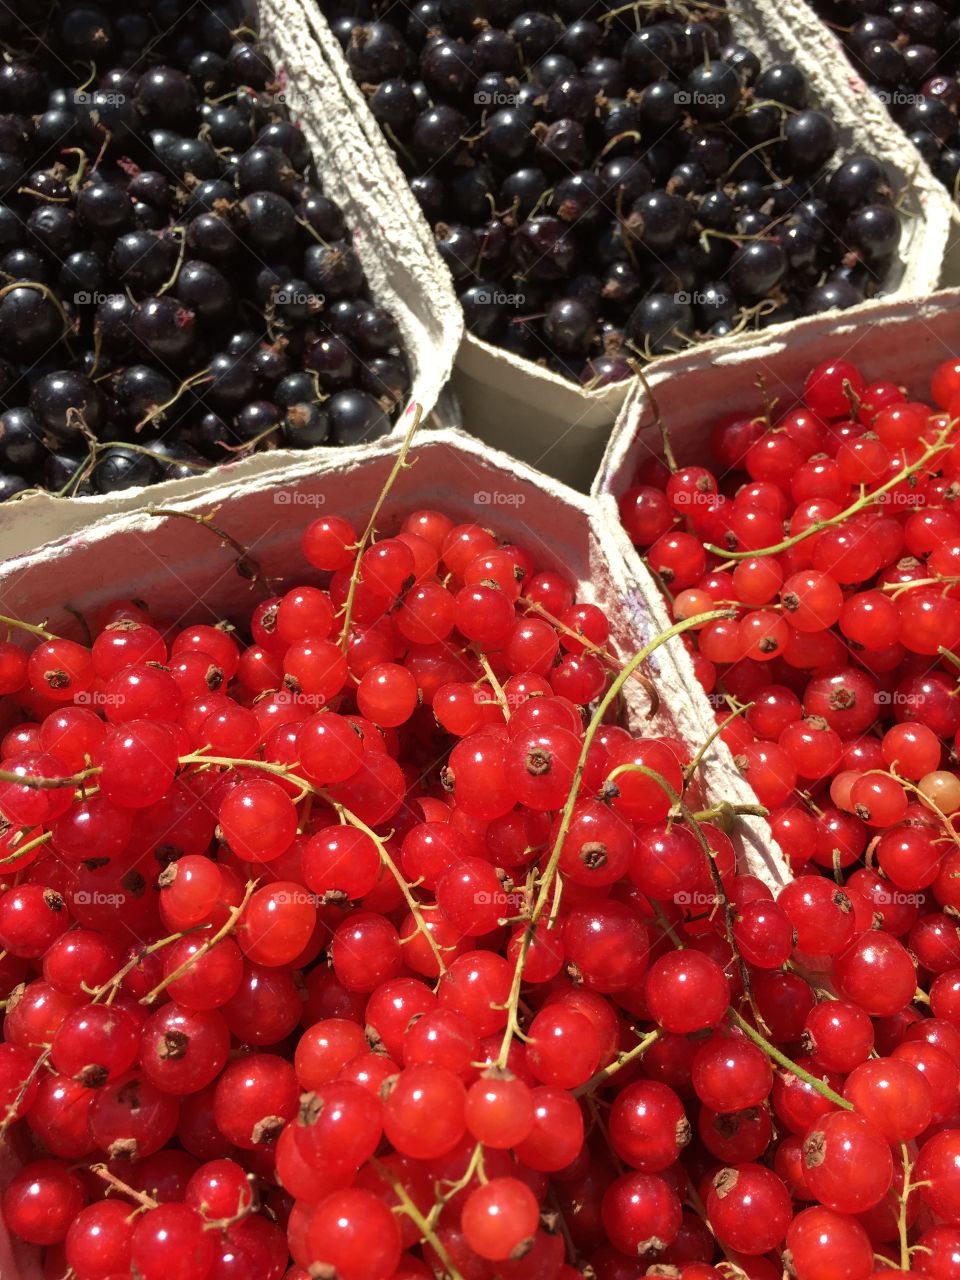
[338,407,422,652]
[729,1008,853,1108]
[573,1028,665,1097]
[495,607,735,1067]
[705,422,955,561]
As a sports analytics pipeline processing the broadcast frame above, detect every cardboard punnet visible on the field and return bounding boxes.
[298,0,956,491]
[592,288,960,881]
[0,0,463,563]
[0,425,791,1273]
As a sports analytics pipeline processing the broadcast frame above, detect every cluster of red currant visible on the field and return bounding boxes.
[0,493,741,1280]
[4,385,960,1280]
[612,353,960,1275]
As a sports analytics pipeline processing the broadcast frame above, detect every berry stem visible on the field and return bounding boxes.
[572,1027,664,1097]
[338,405,422,653]
[519,594,660,712]
[140,880,257,1004]
[179,752,316,802]
[90,929,194,1004]
[371,1156,464,1280]
[0,763,100,791]
[729,1008,853,1109]
[0,613,57,641]
[0,829,52,868]
[473,649,511,721]
[705,421,956,560]
[865,766,960,854]
[898,1144,914,1271]
[90,1163,159,1211]
[495,607,735,1068]
[145,508,261,583]
[683,699,753,783]
[327,798,448,976]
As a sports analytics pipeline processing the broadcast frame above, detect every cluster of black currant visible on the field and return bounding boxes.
[325,0,906,388]
[0,0,411,500]
[812,0,960,201]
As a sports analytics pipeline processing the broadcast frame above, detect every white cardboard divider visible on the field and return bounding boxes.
[0,0,463,564]
[593,288,960,885]
[0,427,787,888]
[299,0,956,492]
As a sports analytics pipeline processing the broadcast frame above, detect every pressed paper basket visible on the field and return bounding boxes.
[593,288,960,887]
[298,0,957,491]
[0,426,791,1274]
[0,0,464,564]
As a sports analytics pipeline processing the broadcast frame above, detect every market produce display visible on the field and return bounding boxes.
[324,0,907,386]
[0,1,410,499]
[812,0,960,201]
[3,0,960,1278]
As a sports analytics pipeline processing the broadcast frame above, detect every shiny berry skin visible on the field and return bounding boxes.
[525,1004,600,1089]
[306,1188,402,1280]
[607,738,683,823]
[803,1000,874,1072]
[461,1176,540,1261]
[464,1070,535,1148]
[98,721,179,808]
[1,1159,86,1245]
[600,1172,682,1257]
[514,1086,585,1172]
[293,1078,382,1169]
[706,1164,792,1254]
[130,1204,215,1280]
[140,1004,231,1095]
[218,779,297,862]
[383,1064,466,1159]
[608,1080,690,1172]
[27,639,93,702]
[801,1111,893,1213]
[691,1032,773,1112]
[785,1206,873,1280]
[778,877,856,955]
[917,1130,960,1223]
[804,360,866,419]
[833,931,917,1016]
[65,1199,135,1278]
[50,1002,140,1087]
[644,950,730,1033]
